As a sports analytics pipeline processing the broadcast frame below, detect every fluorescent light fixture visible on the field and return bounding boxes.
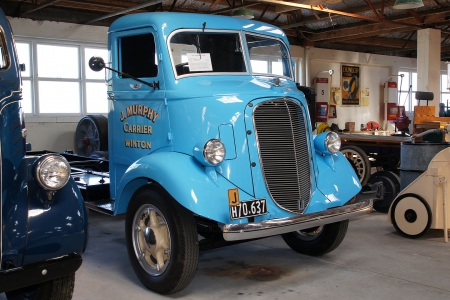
[232,8,254,19]
[393,0,424,9]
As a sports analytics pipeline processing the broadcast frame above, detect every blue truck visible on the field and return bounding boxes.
[0,8,88,300]
[71,12,378,295]
[27,11,379,295]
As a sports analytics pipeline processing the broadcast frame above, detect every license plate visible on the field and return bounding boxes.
[229,199,267,220]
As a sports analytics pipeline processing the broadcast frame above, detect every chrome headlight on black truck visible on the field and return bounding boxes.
[35,154,71,190]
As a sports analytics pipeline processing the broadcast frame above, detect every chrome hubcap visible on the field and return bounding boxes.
[132,204,171,276]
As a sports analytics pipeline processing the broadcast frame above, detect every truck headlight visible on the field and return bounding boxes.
[35,154,71,190]
[194,139,226,166]
[204,139,226,165]
[325,132,341,153]
[314,132,341,155]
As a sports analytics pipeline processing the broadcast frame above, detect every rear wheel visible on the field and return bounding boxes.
[75,115,108,156]
[126,188,199,294]
[281,220,349,256]
[369,171,400,213]
[340,145,371,186]
[5,274,75,300]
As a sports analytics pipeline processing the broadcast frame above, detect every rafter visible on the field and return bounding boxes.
[85,0,163,24]
[21,0,62,16]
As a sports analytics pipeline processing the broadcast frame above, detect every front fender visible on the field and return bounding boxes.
[115,152,252,223]
[25,177,88,265]
[311,151,362,211]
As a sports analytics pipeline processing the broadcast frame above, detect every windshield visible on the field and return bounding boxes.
[246,34,292,78]
[169,30,246,77]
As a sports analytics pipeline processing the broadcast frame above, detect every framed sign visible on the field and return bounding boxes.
[316,102,328,122]
[341,64,360,106]
[329,105,337,118]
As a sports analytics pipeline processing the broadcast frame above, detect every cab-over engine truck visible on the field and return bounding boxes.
[60,12,377,295]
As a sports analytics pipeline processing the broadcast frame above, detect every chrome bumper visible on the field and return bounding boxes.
[222,199,373,241]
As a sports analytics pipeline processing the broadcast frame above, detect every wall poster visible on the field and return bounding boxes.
[330,86,341,106]
[361,87,370,106]
[341,64,360,106]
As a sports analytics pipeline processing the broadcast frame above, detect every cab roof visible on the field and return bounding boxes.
[109,12,288,42]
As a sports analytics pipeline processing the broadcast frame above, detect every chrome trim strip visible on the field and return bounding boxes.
[0,90,21,106]
[222,199,373,241]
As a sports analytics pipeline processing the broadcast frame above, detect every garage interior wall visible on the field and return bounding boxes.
[7,17,449,151]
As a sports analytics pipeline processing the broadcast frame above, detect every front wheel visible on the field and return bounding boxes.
[281,220,349,256]
[5,274,75,300]
[126,187,199,295]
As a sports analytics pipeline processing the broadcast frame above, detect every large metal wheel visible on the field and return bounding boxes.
[5,274,75,300]
[281,220,349,256]
[126,188,198,294]
[340,145,371,186]
[391,193,432,238]
[75,115,108,157]
[368,171,400,213]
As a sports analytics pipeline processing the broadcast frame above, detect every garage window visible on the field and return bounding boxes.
[441,73,450,107]
[399,70,450,111]
[16,42,32,113]
[398,71,417,112]
[15,40,108,117]
[37,44,80,113]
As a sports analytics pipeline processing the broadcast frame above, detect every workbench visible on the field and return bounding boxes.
[338,132,410,187]
[339,132,411,148]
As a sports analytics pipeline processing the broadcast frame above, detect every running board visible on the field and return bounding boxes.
[85,199,115,216]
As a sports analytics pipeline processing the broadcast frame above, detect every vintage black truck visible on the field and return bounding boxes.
[0,7,88,300]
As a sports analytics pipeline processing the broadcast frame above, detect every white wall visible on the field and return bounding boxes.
[293,46,448,133]
[26,122,78,152]
[7,17,448,150]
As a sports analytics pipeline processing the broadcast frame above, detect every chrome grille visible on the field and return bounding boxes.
[253,99,311,213]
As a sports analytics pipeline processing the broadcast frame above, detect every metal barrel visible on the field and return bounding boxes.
[400,141,450,190]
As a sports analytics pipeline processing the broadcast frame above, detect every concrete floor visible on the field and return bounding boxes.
[2,211,450,299]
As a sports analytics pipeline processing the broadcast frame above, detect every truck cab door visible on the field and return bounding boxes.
[107,27,170,200]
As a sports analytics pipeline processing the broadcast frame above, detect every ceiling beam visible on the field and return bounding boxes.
[256,0,381,22]
[304,9,450,42]
[279,0,396,29]
[209,3,259,14]
[53,0,128,13]
[21,0,63,16]
[85,0,163,24]
[341,37,417,48]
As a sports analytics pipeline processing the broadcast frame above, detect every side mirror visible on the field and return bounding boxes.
[89,56,159,90]
[89,56,105,72]
[19,63,26,72]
